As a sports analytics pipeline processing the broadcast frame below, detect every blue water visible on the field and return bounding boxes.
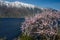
[0,18,25,40]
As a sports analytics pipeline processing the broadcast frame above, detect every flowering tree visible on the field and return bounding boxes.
[21,11,60,40]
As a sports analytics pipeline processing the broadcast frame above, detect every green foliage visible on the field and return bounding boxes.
[58,28,60,34]
[54,34,60,40]
[0,38,6,40]
[19,34,34,40]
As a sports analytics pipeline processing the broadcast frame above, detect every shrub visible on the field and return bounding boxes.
[18,34,34,40]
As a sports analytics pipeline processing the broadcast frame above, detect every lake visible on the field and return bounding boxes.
[0,18,25,40]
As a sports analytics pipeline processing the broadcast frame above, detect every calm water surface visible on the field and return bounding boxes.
[0,18,25,40]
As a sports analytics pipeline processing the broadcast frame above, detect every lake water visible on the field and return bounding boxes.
[0,18,25,40]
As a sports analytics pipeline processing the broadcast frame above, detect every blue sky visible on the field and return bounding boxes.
[5,0,60,10]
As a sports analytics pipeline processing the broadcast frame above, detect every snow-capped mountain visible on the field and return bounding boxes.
[0,1,60,18]
[0,1,35,8]
[0,1,43,18]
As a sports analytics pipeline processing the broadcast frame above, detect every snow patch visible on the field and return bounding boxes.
[0,1,35,9]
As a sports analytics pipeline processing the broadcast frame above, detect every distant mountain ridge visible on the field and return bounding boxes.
[0,1,35,8]
[0,1,60,18]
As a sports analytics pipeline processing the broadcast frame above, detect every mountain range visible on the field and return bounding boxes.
[0,1,60,18]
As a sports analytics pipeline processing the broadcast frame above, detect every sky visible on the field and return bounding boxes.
[5,0,60,10]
